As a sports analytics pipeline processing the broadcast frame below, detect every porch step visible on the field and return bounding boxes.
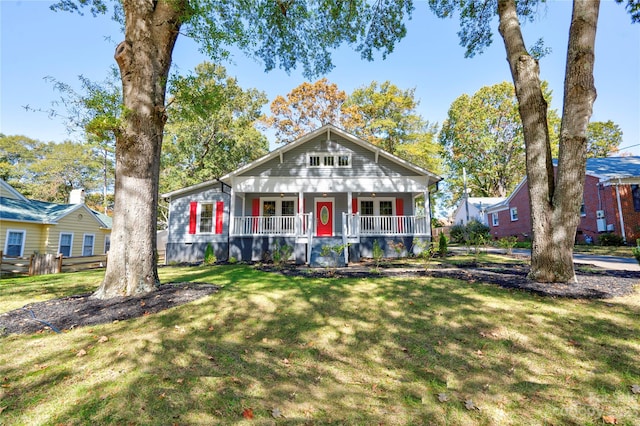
[309,237,347,267]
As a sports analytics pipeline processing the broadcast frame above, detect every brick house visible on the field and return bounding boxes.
[485,157,640,244]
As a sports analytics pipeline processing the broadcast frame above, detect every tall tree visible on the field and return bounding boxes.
[265,78,363,143]
[53,0,414,298]
[587,120,623,157]
[428,0,635,282]
[45,67,121,213]
[345,81,432,153]
[440,82,524,203]
[0,135,43,193]
[163,62,268,191]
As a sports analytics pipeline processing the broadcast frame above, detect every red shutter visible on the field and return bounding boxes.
[189,202,198,234]
[252,199,260,232]
[396,198,404,232]
[352,197,358,214]
[215,201,224,234]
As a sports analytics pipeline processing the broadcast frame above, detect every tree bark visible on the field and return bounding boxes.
[94,0,184,298]
[497,0,599,283]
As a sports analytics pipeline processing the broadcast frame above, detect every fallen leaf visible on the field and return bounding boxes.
[602,415,618,424]
[567,339,580,347]
[631,384,640,394]
[176,378,184,384]
[0,406,5,414]
[208,326,214,331]
[464,399,479,410]
[98,336,108,343]
[475,350,483,357]
[140,301,146,307]
[242,408,254,419]
[282,358,290,365]
[271,407,283,418]
[437,393,449,402]
[76,349,87,357]
[159,392,166,399]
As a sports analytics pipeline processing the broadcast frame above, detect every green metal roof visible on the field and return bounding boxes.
[0,196,111,228]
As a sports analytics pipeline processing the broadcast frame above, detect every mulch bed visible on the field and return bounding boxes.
[0,283,219,336]
[1,263,638,336]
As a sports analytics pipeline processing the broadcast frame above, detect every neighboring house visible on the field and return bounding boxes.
[451,197,506,226]
[162,124,442,266]
[486,156,640,244]
[0,180,112,257]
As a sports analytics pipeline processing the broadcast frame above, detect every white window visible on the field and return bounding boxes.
[510,207,518,222]
[4,230,26,257]
[82,234,95,256]
[337,154,350,167]
[307,152,351,168]
[199,203,215,233]
[104,234,111,254]
[492,213,499,227]
[59,233,73,257]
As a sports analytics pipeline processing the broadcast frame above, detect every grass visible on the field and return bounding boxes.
[1,263,639,425]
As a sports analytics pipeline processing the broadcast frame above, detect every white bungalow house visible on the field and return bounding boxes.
[451,197,506,226]
[161,124,442,266]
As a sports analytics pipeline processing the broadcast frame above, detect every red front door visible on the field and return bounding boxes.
[316,201,333,236]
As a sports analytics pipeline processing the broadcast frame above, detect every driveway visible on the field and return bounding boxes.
[454,247,640,272]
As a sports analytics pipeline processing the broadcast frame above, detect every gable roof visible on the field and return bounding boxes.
[583,156,640,182]
[0,196,111,228]
[219,124,442,185]
[487,156,640,213]
[0,179,29,201]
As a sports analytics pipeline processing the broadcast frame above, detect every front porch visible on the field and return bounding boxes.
[229,212,431,266]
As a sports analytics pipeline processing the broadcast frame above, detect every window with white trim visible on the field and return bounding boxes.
[82,234,95,256]
[104,234,111,254]
[492,213,499,227]
[4,230,26,257]
[260,197,297,232]
[510,207,518,222]
[59,233,73,257]
[308,152,351,168]
[199,203,215,233]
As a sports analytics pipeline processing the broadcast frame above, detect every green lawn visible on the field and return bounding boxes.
[0,264,639,425]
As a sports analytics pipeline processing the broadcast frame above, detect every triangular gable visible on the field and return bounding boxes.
[0,196,110,228]
[0,179,29,201]
[219,124,441,185]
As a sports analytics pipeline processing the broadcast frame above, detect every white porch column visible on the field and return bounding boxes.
[229,187,235,235]
[347,191,352,216]
[299,191,304,213]
[424,189,431,238]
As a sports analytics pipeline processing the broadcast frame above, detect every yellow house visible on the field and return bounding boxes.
[0,180,111,257]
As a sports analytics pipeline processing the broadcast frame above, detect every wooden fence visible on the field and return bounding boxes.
[1,250,167,277]
[0,251,107,277]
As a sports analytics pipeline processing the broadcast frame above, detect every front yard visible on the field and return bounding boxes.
[0,261,639,425]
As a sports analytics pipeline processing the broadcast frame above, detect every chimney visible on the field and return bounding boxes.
[69,189,86,204]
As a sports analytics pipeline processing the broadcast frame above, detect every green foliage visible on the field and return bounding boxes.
[372,239,384,268]
[204,244,216,265]
[438,233,448,257]
[162,63,269,193]
[598,233,625,247]
[389,241,406,258]
[587,120,623,158]
[450,220,491,247]
[228,256,238,264]
[271,241,293,266]
[632,240,640,265]
[496,236,518,255]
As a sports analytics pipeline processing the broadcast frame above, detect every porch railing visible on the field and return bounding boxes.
[233,213,311,236]
[232,213,429,237]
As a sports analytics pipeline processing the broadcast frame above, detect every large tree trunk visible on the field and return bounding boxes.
[497,0,599,283]
[94,0,184,299]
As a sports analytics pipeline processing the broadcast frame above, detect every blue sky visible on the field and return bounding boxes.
[1,1,639,154]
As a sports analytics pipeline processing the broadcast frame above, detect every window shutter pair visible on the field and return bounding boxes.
[188,201,224,234]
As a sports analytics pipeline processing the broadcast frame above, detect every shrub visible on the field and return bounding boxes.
[203,244,216,265]
[438,233,448,257]
[449,223,466,244]
[372,239,384,268]
[272,241,293,266]
[598,233,624,246]
[497,236,518,255]
[633,240,640,265]
[450,220,490,246]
